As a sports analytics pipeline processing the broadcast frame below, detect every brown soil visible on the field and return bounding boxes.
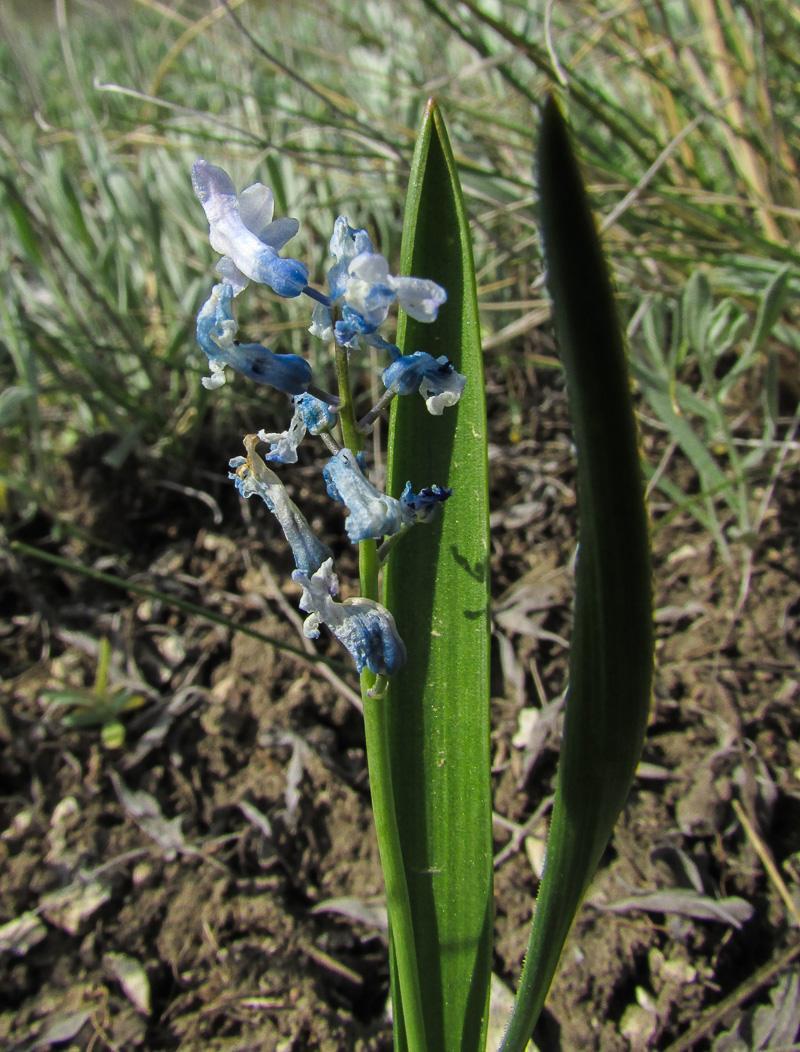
[2,369,799,1051]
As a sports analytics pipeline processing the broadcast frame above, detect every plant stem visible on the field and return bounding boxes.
[333,338,428,1052]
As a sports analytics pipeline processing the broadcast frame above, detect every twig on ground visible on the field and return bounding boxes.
[662,938,800,1052]
[733,799,800,930]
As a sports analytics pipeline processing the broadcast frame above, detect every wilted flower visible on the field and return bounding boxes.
[292,559,406,675]
[257,406,307,465]
[192,161,308,298]
[323,448,452,542]
[229,435,332,574]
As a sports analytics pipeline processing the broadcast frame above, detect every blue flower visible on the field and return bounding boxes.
[382,351,466,415]
[229,435,332,574]
[293,393,339,435]
[399,483,452,524]
[322,449,452,541]
[309,215,446,350]
[323,449,403,542]
[309,217,377,344]
[192,161,308,298]
[197,282,312,393]
[255,394,339,462]
[327,216,375,299]
[292,558,406,675]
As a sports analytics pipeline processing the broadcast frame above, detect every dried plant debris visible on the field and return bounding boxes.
[713,974,800,1051]
[40,877,112,935]
[29,1010,93,1051]
[487,974,539,1052]
[105,953,151,1016]
[311,896,389,931]
[0,913,48,956]
[592,888,754,929]
[512,695,566,782]
[110,771,196,861]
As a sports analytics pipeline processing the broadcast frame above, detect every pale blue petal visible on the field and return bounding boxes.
[328,217,374,298]
[309,301,334,342]
[329,216,374,264]
[258,406,307,464]
[237,182,274,237]
[390,276,447,323]
[216,255,250,296]
[323,449,403,542]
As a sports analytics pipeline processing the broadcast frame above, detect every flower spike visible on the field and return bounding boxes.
[191,160,455,681]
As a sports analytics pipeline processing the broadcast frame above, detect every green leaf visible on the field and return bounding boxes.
[501,95,653,1051]
[748,265,791,356]
[60,170,95,253]
[681,270,712,358]
[0,387,33,429]
[3,179,43,268]
[384,99,492,1052]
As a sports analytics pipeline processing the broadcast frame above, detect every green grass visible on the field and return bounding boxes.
[1,0,797,609]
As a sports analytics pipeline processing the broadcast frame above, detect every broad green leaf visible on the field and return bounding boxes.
[384,100,492,1052]
[501,95,653,1051]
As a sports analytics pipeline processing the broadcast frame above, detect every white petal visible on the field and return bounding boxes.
[201,361,228,389]
[238,182,274,237]
[309,301,334,342]
[349,251,391,285]
[257,407,307,464]
[391,276,447,323]
[192,161,238,226]
[216,257,250,296]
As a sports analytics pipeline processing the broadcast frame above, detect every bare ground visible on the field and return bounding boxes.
[2,365,800,1051]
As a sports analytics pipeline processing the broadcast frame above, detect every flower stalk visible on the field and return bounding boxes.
[190,158,466,1050]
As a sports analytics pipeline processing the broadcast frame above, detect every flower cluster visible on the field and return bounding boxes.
[192,161,466,677]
